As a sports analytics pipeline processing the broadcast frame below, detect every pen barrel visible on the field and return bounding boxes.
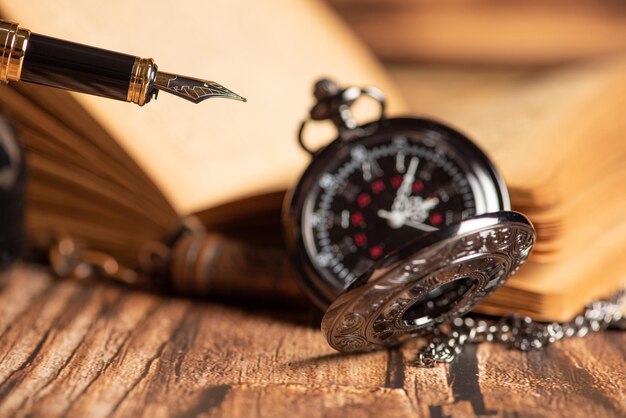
[20,33,156,104]
[21,33,133,101]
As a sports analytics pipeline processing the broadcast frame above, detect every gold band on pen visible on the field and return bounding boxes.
[0,20,30,83]
[127,57,157,106]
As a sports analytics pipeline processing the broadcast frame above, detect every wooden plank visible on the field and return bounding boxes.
[477,337,626,417]
[0,265,624,417]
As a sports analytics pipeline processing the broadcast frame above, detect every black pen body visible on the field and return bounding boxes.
[21,33,137,102]
[1,19,244,106]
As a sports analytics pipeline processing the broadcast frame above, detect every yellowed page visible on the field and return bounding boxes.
[388,58,626,207]
[2,0,406,215]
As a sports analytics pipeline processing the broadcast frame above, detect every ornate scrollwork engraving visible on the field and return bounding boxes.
[322,213,535,352]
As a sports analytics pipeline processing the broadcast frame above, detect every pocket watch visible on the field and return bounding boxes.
[283,79,536,353]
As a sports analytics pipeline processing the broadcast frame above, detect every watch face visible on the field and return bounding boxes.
[285,118,509,307]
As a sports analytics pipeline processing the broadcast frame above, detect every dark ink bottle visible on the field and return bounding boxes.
[0,112,25,269]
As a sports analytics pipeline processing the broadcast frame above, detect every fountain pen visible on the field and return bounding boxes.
[0,20,245,106]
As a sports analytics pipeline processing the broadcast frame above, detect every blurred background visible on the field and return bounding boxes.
[328,0,626,124]
[329,0,626,66]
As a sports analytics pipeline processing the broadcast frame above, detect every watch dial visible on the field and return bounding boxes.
[301,130,483,290]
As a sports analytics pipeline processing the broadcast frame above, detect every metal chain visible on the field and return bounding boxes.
[414,289,626,367]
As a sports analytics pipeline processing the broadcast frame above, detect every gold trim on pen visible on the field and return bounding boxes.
[127,57,157,106]
[0,20,30,83]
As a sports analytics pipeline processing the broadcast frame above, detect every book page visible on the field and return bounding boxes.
[388,59,626,207]
[2,0,406,215]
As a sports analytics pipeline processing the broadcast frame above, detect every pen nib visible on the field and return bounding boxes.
[153,71,246,104]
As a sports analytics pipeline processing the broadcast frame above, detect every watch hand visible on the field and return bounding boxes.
[378,208,439,232]
[422,197,439,210]
[403,218,439,232]
[377,209,406,229]
[392,156,419,212]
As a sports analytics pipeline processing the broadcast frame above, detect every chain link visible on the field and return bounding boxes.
[414,289,626,367]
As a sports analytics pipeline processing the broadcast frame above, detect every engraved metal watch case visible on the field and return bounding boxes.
[321,211,534,352]
[283,79,535,353]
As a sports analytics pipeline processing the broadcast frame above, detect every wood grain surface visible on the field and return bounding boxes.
[0,265,624,418]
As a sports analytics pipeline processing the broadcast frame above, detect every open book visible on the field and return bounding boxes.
[2,1,625,321]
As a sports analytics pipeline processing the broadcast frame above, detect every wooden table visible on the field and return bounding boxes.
[0,265,624,418]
